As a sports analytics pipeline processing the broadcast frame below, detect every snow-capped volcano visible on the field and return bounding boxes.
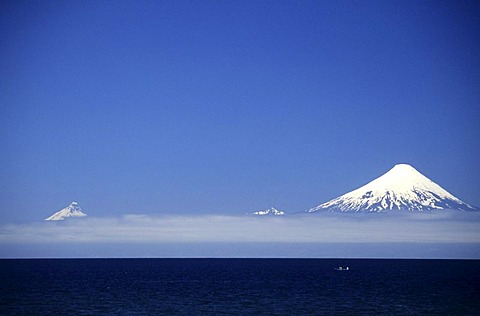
[249,207,285,216]
[308,164,476,213]
[45,201,88,221]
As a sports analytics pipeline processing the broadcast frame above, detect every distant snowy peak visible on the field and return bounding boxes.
[249,207,285,216]
[308,164,477,213]
[45,201,88,221]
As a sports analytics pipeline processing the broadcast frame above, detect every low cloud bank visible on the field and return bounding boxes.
[1,211,479,244]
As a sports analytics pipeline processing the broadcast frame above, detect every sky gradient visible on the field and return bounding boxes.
[1,1,480,222]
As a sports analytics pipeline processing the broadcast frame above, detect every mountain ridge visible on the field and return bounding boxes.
[249,207,285,216]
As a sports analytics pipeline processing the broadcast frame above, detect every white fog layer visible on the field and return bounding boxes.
[2,212,479,244]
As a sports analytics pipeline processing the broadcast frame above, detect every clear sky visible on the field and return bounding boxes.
[1,0,480,222]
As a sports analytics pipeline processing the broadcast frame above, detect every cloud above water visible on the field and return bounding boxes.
[1,211,479,244]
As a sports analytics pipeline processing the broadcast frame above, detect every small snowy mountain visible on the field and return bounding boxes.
[308,164,476,213]
[249,207,285,216]
[45,201,88,221]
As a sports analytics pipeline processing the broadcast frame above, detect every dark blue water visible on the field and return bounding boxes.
[1,259,479,315]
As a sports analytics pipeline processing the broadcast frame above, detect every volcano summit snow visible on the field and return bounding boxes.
[45,202,88,221]
[308,164,476,213]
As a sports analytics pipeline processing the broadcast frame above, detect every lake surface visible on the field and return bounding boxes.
[1,258,479,315]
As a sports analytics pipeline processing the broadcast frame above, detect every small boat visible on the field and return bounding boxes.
[334,266,349,271]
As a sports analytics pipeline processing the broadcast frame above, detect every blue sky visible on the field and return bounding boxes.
[1,1,480,222]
